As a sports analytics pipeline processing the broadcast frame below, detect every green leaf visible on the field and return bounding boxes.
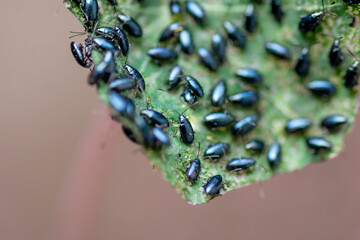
[65,0,360,204]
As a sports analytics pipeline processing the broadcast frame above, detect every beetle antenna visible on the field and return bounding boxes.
[257,163,270,176]
[173,110,181,116]
[69,31,86,39]
[205,154,221,159]
[186,101,199,113]
[70,30,85,34]
[321,0,341,18]
[180,104,192,115]
[197,142,201,158]
[91,21,100,39]
[124,51,129,64]
[229,169,245,174]
[348,49,359,61]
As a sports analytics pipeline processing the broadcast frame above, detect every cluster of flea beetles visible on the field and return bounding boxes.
[70,0,174,150]
[69,0,359,199]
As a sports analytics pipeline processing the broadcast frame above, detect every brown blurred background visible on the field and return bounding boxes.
[1,1,360,240]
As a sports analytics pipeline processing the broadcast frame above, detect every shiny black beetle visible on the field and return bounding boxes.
[321,115,347,132]
[210,80,227,107]
[118,14,143,38]
[295,48,310,76]
[123,64,146,92]
[307,80,336,98]
[285,118,312,134]
[185,75,204,97]
[211,34,227,64]
[267,141,281,168]
[306,137,332,152]
[244,4,257,32]
[186,143,202,182]
[70,41,92,68]
[148,47,178,63]
[271,0,284,23]
[170,0,182,15]
[179,28,195,54]
[226,158,256,171]
[108,78,136,92]
[204,175,222,196]
[344,60,359,89]
[151,127,171,147]
[185,1,206,24]
[88,51,116,85]
[329,39,343,67]
[224,21,246,48]
[167,65,183,90]
[183,86,197,105]
[175,108,194,145]
[159,22,183,42]
[203,112,234,129]
[245,139,265,153]
[83,0,99,31]
[204,143,230,160]
[108,91,136,119]
[298,0,326,33]
[266,42,291,60]
[141,109,170,128]
[229,91,259,107]
[234,69,263,84]
[198,48,218,71]
[232,115,259,137]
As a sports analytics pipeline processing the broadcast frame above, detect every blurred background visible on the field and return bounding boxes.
[1,1,360,240]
